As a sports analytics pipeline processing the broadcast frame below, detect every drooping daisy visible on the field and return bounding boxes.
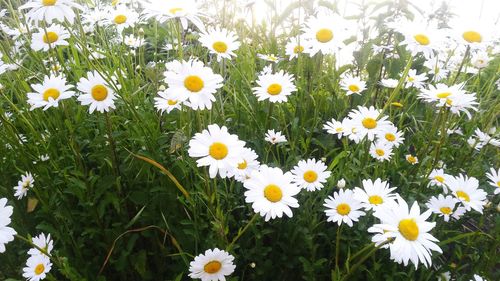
[405,154,419,165]
[291,159,331,191]
[0,198,17,253]
[188,124,245,178]
[375,125,404,148]
[404,69,428,89]
[470,51,490,69]
[340,75,366,96]
[227,147,260,182]
[285,37,309,59]
[396,20,442,59]
[106,5,139,33]
[22,254,52,281]
[244,166,300,221]
[252,68,296,103]
[154,90,182,114]
[188,248,236,281]
[142,0,205,31]
[447,174,487,213]
[164,59,223,110]
[369,141,393,162]
[77,71,117,114]
[418,82,477,117]
[27,233,54,257]
[264,129,287,144]
[199,27,240,62]
[323,118,345,139]
[445,91,478,119]
[302,12,350,56]
[30,24,70,52]
[257,53,280,63]
[19,0,83,23]
[27,75,74,110]
[348,106,392,141]
[372,198,442,268]
[426,195,465,222]
[13,172,34,200]
[353,178,398,211]
[123,35,146,49]
[428,169,451,192]
[324,189,365,227]
[379,78,399,88]
[485,167,500,194]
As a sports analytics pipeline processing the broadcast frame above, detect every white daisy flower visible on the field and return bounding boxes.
[14,172,34,200]
[30,24,70,52]
[372,198,443,268]
[77,71,118,114]
[470,274,486,281]
[451,18,495,49]
[199,27,240,62]
[405,154,419,165]
[353,178,398,211]
[485,167,500,194]
[188,248,236,281]
[291,158,331,191]
[348,106,392,141]
[404,69,428,89]
[154,90,182,114]
[379,78,399,88]
[264,129,287,144]
[369,141,393,162]
[473,128,500,149]
[123,35,146,49]
[375,125,404,148]
[244,166,300,221]
[340,75,366,96]
[470,51,490,69]
[164,59,223,110]
[302,12,350,56]
[252,69,296,103]
[447,174,487,213]
[19,0,83,24]
[27,233,54,257]
[188,124,245,178]
[324,189,365,227]
[396,20,442,59]
[22,254,52,281]
[27,74,74,111]
[418,83,478,118]
[285,37,309,59]
[426,194,465,222]
[428,169,451,192]
[142,0,205,31]
[106,5,140,33]
[323,118,345,139]
[0,198,17,253]
[227,147,260,183]
[257,53,280,63]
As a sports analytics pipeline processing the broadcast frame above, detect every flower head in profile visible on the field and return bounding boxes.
[142,0,205,31]
[485,167,500,194]
[189,248,235,281]
[244,166,300,221]
[27,233,54,257]
[0,198,17,253]
[14,172,34,200]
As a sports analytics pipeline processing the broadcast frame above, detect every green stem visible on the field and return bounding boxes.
[226,213,259,251]
[341,239,392,281]
[335,224,342,270]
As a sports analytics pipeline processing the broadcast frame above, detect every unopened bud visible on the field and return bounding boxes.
[337,179,346,188]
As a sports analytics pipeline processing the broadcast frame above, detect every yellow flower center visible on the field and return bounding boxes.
[169,7,183,15]
[362,117,377,129]
[336,203,351,215]
[237,160,247,170]
[167,99,178,105]
[208,142,228,160]
[203,260,222,274]
[34,263,45,275]
[212,41,228,53]
[398,218,419,241]
[413,34,430,45]
[267,83,282,95]
[434,176,445,183]
[445,98,452,105]
[348,84,360,92]
[436,92,451,99]
[184,75,204,92]
[456,190,470,202]
[303,170,318,183]
[496,181,500,187]
[42,0,57,6]
[385,133,396,142]
[42,31,59,44]
[264,184,282,203]
[114,15,127,24]
[440,207,452,215]
[293,45,304,53]
[43,88,60,101]
[368,195,383,205]
[375,149,385,156]
[462,31,482,43]
[316,28,333,43]
[407,156,417,164]
[91,84,108,101]
[335,127,343,132]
